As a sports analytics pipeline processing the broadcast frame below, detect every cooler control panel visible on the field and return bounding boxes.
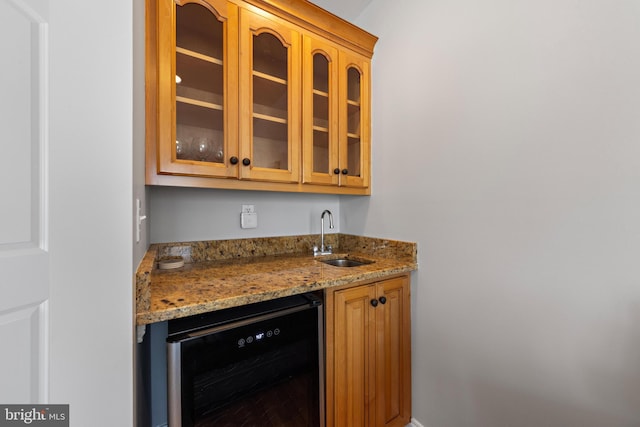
[237,328,281,348]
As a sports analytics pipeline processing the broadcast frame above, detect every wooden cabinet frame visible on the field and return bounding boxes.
[238,8,301,182]
[302,36,339,186]
[338,50,371,188]
[148,0,239,179]
[325,274,412,427]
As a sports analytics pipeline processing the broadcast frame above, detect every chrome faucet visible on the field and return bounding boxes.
[314,209,334,256]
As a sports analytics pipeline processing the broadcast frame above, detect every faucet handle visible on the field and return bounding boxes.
[313,244,333,256]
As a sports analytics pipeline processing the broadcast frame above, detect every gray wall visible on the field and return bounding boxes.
[50,0,134,425]
[149,187,340,243]
[134,0,149,270]
[133,0,150,425]
[348,0,640,426]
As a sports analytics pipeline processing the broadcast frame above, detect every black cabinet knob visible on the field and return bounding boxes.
[341,169,348,175]
[379,296,387,305]
[229,156,239,165]
[333,168,340,175]
[370,299,379,307]
[242,158,251,166]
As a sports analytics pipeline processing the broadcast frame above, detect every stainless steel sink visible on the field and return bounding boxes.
[320,258,373,267]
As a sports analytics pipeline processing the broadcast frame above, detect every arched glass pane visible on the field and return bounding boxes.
[347,67,361,177]
[175,3,224,163]
[252,33,288,170]
[313,53,330,174]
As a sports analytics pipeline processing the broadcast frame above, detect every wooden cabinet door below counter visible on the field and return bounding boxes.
[326,275,411,427]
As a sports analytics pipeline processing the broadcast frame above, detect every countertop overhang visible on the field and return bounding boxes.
[136,234,417,325]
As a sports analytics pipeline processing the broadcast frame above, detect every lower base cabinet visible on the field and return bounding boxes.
[324,275,411,427]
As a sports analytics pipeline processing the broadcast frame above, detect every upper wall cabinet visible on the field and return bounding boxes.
[146,0,377,195]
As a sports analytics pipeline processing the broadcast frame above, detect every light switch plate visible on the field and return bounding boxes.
[241,212,258,229]
[136,198,147,243]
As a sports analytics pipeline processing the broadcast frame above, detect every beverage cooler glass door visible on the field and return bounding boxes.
[167,294,324,427]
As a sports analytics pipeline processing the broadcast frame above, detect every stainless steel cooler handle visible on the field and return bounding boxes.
[169,303,317,343]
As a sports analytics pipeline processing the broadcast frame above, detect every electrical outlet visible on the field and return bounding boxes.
[241,212,258,228]
[241,204,257,228]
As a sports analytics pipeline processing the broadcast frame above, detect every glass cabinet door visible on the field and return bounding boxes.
[156,0,238,178]
[239,9,300,182]
[339,50,370,188]
[302,36,339,186]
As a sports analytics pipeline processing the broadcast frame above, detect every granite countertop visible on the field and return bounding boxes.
[136,234,417,325]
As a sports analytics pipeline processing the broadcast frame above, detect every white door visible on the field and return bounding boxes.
[0,0,50,403]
